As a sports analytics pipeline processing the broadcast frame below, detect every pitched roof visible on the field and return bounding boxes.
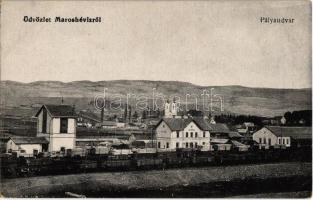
[160,118,193,131]
[98,121,117,126]
[266,126,312,140]
[157,117,231,133]
[211,138,230,144]
[35,104,77,117]
[209,123,231,133]
[0,137,11,142]
[231,140,249,147]
[228,131,244,138]
[79,112,101,123]
[11,137,49,144]
[193,117,212,131]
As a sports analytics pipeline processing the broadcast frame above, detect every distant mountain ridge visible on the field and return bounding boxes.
[1,80,311,117]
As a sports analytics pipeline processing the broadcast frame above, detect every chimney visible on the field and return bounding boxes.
[101,107,104,123]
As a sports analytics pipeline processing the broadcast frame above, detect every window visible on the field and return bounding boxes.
[278,138,281,144]
[176,142,179,148]
[60,118,68,133]
[186,143,189,148]
[203,132,206,137]
[259,138,262,144]
[203,142,205,145]
[282,139,285,145]
[186,132,189,137]
[268,138,271,146]
[33,149,38,155]
[162,124,165,128]
[158,142,161,148]
[166,142,169,148]
[195,132,198,138]
[190,143,193,148]
[195,142,198,148]
[60,147,66,153]
[263,138,266,144]
[176,131,179,138]
[42,108,47,133]
[191,132,193,138]
[286,138,289,145]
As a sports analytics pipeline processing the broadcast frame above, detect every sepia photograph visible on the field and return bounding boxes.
[0,0,312,198]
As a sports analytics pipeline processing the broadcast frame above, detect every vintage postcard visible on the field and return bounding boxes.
[0,0,312,198]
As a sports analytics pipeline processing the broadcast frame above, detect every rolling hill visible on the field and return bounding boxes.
[0,80,311,117]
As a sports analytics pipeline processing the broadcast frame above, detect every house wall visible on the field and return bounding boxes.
[156,121,172,138]
[179,121,210,148]
[155,121,172,150]
[36,106,77,152]
[253,127,291,148]
[47,114,52,134]
[52,118,61,133]
[277,136,291,147]
[49,134,75,152]
[49,118,76,152]
[37,107,51,134]
[6,139,18,152]
[6,140,42,154]
[68,118,76,134]
[38,110,43,133]
[253,127,278,149]
[19,144,42,154]
[155,121,211,150]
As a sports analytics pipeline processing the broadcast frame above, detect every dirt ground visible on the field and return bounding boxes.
[1,162,311,197]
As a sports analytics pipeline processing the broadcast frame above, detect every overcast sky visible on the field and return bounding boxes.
[1,1,311,88]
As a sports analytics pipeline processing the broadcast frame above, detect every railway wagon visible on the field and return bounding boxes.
[1,147,310,179]
[104,159,133,170]
[24,157,54,176]
[192,155,215,166]
[101,154,134,170]
[135,157,163,169]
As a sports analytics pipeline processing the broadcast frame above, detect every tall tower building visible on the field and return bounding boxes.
[164,100,171,117]
[171,98,177,117]
[164,98,178,118]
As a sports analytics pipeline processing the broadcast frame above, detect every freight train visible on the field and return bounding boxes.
[0,145,310,179]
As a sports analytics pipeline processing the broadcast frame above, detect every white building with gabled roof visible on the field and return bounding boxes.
[35,104,77,152]
[252,126,312,149]
[155,117,211,151]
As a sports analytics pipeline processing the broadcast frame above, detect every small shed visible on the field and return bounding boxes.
[8,137,49,155]
[211,139,232,151]
[231,140,250,151]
